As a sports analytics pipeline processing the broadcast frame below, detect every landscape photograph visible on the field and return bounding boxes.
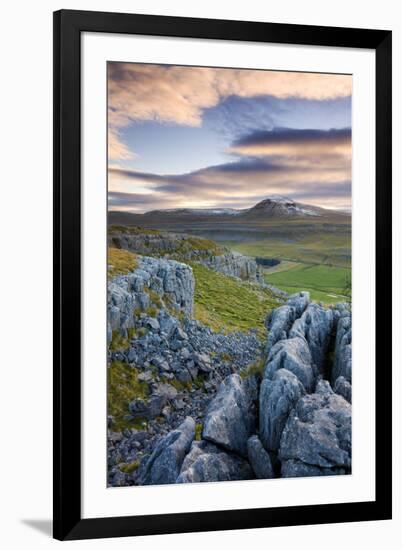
[107,62,352,487]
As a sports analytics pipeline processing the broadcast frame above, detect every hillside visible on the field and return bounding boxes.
[108,196,351,304]
[107,254,352,486]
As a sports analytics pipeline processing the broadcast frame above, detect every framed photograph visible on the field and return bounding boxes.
[53,9,392,541]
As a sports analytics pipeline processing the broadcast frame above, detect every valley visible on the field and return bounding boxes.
[109,197,351,305]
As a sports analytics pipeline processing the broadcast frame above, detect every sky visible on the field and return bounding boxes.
[108,62,352,213]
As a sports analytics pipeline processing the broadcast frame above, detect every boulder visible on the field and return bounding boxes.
[158,310,179,338]
[129,383,177,419]
[152,383,178,400]
[264,337,315,392]
[193,352,212,372]
[202,374,256,457]
[145,317,160,331]
[247,435,274,479]
[129,394,165,419]
[259,369,305,452]
[177,440,254,483]
[138,417,195,485]
[279,380,351,470]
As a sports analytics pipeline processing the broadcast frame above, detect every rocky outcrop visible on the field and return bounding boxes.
[265,292,309,352]
[265,305,296,352]
[279,380,351,471]
[202,374,256,457]
[108,256,194,341]
[177,440,254,483]
[109,228,264,284]
[264,337,315,392]
[261,293,352,476]
[287,291,310,318]
[108,278,352,486]
[289,303,335,376]
[203,251,263,284]
[109,230,222,260]
[259,369,305,452]
[137,417,195,485]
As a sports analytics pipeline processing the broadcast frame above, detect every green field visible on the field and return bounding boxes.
[222,232,351,268]
[264,263,351,304]
[221,229,351,305]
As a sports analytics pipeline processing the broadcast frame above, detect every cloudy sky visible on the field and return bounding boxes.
[108,63,352,213]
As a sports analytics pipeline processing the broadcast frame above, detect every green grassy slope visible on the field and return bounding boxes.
[190,263,281,338]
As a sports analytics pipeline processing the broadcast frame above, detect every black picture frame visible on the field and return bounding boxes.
[53,9,392,541]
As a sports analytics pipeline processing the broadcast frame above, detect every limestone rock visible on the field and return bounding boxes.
[265,305,296,353]
[202,374,256,456]
[289,303,334,376]
[287,291,310,318]
[264,337,315,392]
[247,435,274,479]
[279,380,351,470]
[332,308,352,385]
[177,440,254,483]
[260,369,305,451]
[138,417,195,485]
[334,376,352,403]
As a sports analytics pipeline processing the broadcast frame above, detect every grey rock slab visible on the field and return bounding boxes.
[177,440,254,483]
[259,369,305,452]
[264,337,315,392]
[202,374,256,457]
[138,417,195,485]
[265,305,296,353]
[279,379,351,469]
[287,291,310,318]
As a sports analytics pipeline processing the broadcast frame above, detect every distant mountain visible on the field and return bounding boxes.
[243,196,326,219]
[109,196,349,226]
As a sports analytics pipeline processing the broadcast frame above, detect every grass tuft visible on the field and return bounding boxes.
[109,330,129,351]
[195,423,203,441]
[119,459,140,473]
[240,358,265,379]
[108,247,138,280]
[108,361,149,432]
